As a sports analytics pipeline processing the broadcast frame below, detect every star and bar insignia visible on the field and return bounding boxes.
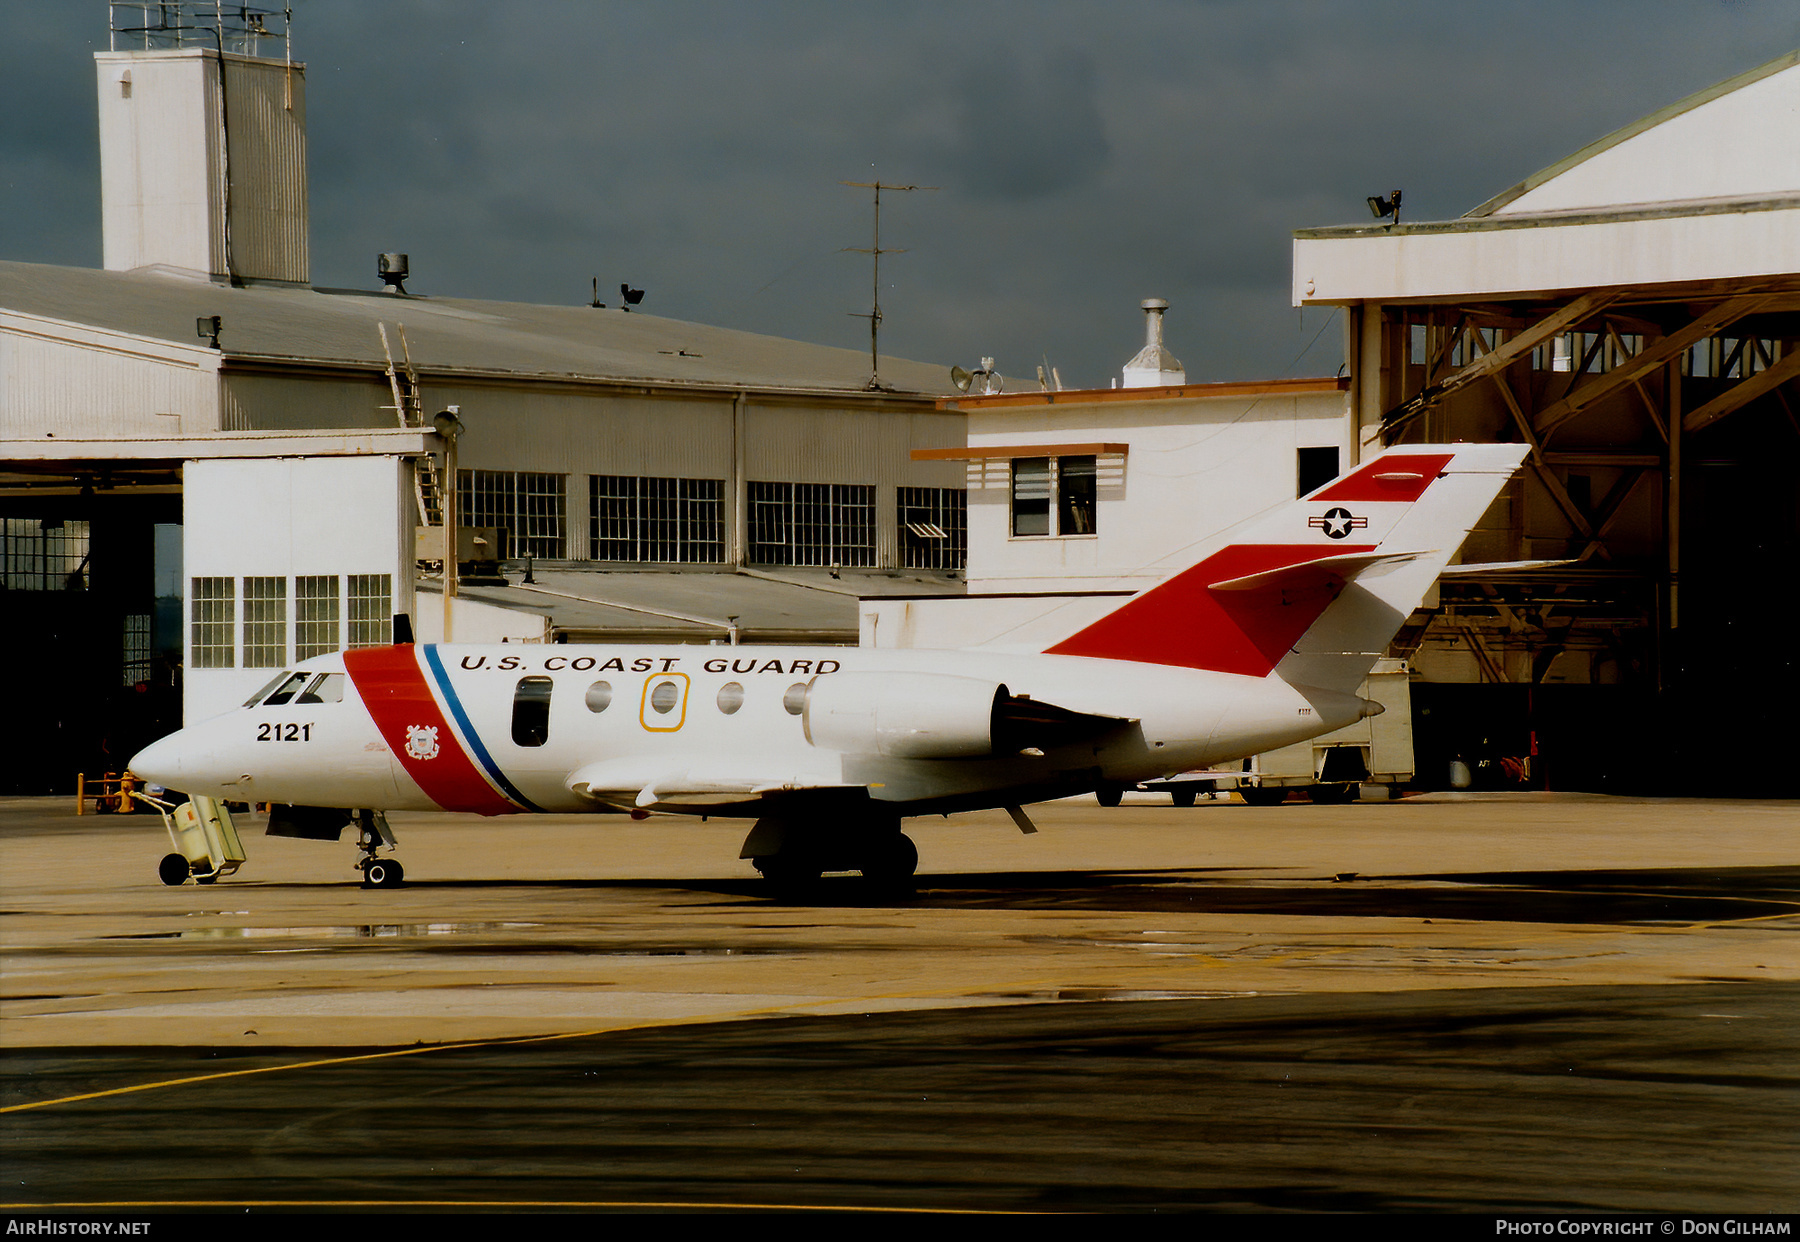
[1307,507,1368,540]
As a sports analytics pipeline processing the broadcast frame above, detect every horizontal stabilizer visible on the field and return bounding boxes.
[1207,549,1434,593]
[1438,559,1579,577]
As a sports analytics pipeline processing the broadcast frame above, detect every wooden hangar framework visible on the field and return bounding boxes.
[1295,49,1800,788]
[1361,275,1800,703]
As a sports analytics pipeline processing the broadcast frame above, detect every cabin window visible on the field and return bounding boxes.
[585,681,613,713]
[512,676,554,746]
[716,682,744,715]
[783,683,808,716]
[649,681,680,714]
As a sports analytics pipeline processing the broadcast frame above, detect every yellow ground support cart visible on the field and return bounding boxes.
[134,792,247,885]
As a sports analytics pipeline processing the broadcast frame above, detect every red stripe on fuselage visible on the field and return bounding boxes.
[1309,452,1454,504]
[1047,544,1377,676]
[344,646,520,815]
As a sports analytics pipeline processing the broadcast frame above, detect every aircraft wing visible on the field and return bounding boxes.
[565,758,861,810]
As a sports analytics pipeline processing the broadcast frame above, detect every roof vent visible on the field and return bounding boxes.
[378,253,409,295]
[1122,298,1185,388]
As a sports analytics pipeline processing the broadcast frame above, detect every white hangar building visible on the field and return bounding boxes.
[0,11,964,792]
[1293,49,1800,793]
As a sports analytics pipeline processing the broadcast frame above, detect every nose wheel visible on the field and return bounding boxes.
[353,809,404,888]
[361,856,405,888]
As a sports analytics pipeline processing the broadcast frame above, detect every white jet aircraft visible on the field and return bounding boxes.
[130,443,1528,888]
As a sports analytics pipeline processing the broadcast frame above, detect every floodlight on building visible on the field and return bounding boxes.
[620,284,646,311]
[1366,189,1402,225]
[378,253,410,295]
[196,315,221,348]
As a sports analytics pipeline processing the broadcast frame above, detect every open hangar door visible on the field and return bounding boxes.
[1352,287,1800,796]
[1,465,183,794]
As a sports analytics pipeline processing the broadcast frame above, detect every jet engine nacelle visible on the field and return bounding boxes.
[803,672,1004,759]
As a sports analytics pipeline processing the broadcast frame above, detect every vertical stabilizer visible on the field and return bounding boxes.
[1042,444,1528,684]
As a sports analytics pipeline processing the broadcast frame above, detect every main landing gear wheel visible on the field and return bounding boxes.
[363,858,405,888]
[1170,788,1198,808]
[1095,785,1124,807]
[754,854,823,899]
[158,853,190,886]
[861,833,918,886]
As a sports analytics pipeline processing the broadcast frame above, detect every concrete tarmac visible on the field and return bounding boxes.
[2,791,1796,1212]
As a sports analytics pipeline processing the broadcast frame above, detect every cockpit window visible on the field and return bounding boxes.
[260,672,311,707]
[245,672,291,707]
[296,673,344,704]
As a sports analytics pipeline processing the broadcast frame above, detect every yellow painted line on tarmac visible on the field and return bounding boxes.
[0,977,1078,1116]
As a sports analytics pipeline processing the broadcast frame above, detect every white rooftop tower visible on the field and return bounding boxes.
[1121,298,1186,388]
[96,3,308,285]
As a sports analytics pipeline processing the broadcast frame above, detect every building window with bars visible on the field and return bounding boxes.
[191,577,234,668]
[123,614,153,687]
[242,576,287,668]
[748,482,876,567]
[457,470,567,559]
[295,575,341,659]
[897,486,967,570]
[1011,456,1097,537]
[2,518,90,591]
[347,574,392,648]
[590,475,726,563]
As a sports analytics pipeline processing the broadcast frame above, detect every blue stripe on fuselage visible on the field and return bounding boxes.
[422,644,545,812]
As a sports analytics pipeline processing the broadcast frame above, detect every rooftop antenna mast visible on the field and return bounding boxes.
[841,179,934,391]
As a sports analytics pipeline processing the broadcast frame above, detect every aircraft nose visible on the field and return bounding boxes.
[129,731,191,786]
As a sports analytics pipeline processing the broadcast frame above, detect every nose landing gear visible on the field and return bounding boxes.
[353,809,404,888]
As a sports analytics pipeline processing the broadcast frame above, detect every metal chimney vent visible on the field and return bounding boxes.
[378,254,409,295]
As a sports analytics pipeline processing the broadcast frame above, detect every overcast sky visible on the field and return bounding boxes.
[4,1,1796,389]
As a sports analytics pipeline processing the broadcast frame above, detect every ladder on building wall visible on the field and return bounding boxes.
[378,323,443,528]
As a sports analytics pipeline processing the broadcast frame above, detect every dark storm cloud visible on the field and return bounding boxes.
[5,1,1798,387]
[945,47,1110,201]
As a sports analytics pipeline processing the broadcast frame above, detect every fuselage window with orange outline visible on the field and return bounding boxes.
[639,673,690,732]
